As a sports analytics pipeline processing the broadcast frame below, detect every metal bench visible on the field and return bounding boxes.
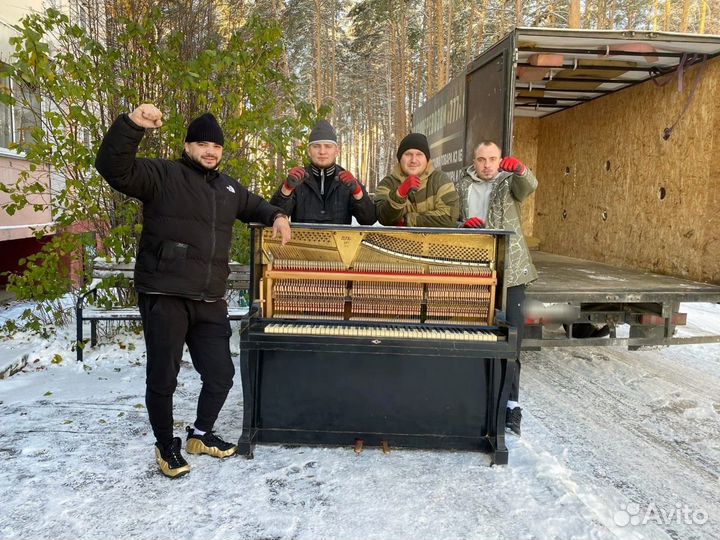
[75,258,250,361]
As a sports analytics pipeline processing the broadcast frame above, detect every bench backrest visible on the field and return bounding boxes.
[91,258,250,290]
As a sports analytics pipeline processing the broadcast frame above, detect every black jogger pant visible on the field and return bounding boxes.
[505,284,526,403]
[138,293,234,446]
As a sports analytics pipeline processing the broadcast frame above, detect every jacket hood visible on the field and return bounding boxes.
[465,164,481,182]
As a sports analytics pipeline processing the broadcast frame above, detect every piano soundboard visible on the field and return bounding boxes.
[252,225,504,327]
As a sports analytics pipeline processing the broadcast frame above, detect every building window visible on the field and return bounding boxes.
[0,76,42,151]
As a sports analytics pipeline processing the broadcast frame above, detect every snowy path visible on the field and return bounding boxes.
[1,307,718,539]
[522,345,719,540]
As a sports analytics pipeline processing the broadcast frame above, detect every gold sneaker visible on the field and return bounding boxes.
[186,426,237,458]
[155,437,191,478]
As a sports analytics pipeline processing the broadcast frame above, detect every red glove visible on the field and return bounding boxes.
[339,170,362,196]
[499,156,526,175]
[284,166,308,191]
[397,175,421,198]
[463,217,485,228]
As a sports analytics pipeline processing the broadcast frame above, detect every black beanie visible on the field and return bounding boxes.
[185,113,224,146]
[397,133,430,161]
[308,119,337,145]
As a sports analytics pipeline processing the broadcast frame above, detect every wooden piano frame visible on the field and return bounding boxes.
[238,224,518,465]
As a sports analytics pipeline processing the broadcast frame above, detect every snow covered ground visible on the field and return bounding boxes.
[1,302,718,540]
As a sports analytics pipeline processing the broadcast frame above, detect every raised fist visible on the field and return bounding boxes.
[129,104,163,129]
[463,217,485,228]
[338,170,362,196]
[397,175,421,198]
[284,166,308,190]
[499,156,526,176]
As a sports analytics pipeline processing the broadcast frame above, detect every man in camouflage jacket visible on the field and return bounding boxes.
[375,133,459,227]
[457,140,538,436]
[456,142,538,286]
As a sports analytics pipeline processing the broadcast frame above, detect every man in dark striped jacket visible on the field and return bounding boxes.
[374,133,459,228]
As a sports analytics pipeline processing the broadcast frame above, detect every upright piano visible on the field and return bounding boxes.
[237,224,517,464]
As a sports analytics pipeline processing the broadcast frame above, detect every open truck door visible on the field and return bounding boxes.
[413,32,516,178]
[464,32,516,158]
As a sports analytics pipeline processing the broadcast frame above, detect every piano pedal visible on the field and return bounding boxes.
[381,440,390,455]
[354,438,364,455]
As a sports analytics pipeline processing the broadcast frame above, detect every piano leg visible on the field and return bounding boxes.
[237,347,259,458]
[488,357,515,466]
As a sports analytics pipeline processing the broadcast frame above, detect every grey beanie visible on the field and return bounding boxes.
[308,119,337,145]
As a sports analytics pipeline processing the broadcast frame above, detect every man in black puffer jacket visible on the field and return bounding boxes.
[95,104,291,478]
[270,119,376,225]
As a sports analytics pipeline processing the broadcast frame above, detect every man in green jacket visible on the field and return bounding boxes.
[375,133,459,227]
[456,140,537,435]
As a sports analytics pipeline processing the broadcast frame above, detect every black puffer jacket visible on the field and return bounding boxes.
[95,114,281,301]
[269,164,376,225]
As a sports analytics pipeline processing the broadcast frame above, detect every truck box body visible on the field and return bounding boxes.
[412,28,720,347]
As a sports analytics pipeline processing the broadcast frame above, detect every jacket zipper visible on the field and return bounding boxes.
[321,169,325,195]
[202,173,217,298]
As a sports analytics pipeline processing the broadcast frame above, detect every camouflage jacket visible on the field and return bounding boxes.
[457,166,538,287]
[375,163,460,227]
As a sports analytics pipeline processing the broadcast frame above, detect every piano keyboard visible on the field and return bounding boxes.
[263,323,501,341]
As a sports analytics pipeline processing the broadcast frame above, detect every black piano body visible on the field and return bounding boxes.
[238,224,517,465]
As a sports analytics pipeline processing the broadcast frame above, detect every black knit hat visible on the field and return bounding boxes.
[185,113,224,146]
[397,133,430,161]
[308,119,337,145]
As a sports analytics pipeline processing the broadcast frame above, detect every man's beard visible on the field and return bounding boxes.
[193,155,220,171]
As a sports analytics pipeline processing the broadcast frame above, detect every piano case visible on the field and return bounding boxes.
[237,224,518,465]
